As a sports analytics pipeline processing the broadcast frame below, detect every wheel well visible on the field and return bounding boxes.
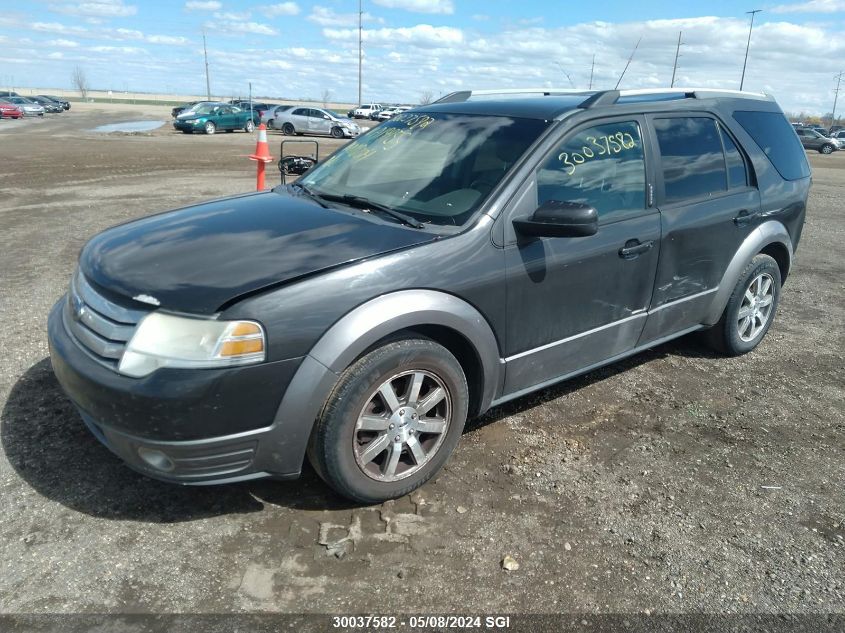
[759,242,791,283]
[364,325,486,419]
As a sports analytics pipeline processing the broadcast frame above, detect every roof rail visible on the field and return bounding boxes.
[433,88,593,104]
[431,87,775,108]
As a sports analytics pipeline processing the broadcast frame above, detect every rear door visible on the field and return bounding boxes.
[290,108,309,132]
[639,113,759,344]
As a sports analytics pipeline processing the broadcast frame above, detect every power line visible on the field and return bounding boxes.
[740,9,762,91]
[670,31,683,88]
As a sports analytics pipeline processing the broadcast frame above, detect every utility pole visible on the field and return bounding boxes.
[202,30,211,101]
[615,37,641,90]
[358,0,363,105]
[671,31,682,88]
[589,54,595,90]
[740,9,762,91]
[832,71,844,128]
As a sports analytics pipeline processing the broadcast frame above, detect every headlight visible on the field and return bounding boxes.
[118,312,265,377]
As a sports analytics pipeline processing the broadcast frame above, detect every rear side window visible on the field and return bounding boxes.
[720,126,747,189]
[654,117,726,203]
[733,111,810,180]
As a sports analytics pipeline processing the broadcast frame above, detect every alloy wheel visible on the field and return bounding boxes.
[353,370,451,482]
[737,272,775,342]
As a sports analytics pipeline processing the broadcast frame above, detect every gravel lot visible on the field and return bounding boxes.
[0,104,842,617]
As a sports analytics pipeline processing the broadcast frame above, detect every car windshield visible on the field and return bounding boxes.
[188,104,219,115]
[299,112,549,226]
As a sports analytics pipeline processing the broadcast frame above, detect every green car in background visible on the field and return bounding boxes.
[172,102,259,135]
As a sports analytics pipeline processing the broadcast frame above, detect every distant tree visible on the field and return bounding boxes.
[321,89,332,108]
[71,66,89,99]
[419,90,434,105]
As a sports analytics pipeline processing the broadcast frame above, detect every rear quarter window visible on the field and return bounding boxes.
[732,111,810,180]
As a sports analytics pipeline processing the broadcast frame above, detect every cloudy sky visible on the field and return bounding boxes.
[1,0,844,114]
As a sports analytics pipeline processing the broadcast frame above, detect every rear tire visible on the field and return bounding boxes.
[704,254,781,356]
[245,119,255,133]
[308,338,468,504]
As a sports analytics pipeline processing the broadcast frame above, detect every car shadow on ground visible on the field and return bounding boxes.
[3,337,716,522]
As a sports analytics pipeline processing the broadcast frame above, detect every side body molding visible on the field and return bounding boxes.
[269,290,502,476]
[702,220,793,325]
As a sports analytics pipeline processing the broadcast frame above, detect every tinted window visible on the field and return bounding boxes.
[292,108,308,116]
[537,120,646,218]
[733,111,811,180]
[655,117,726,203]
[720,126,747,189]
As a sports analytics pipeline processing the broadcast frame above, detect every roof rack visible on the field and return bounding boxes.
[433,87,774,107]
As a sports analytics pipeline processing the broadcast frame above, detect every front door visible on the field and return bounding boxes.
[502,116,661,396]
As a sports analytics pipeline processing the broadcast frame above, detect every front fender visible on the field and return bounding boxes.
[269,290,502,476]
[702,220,793,325]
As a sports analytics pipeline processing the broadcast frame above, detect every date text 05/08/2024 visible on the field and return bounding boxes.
[331,615,512,629]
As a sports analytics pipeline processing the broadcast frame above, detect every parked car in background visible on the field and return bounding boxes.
[29,96,64,113]
[810,126,829,136]
[40,95,70,110]
[0,100,24,119]
[352,103,382,119]
[273,106,360,138]
[172,101,200,118]
[230,101,275,118]
[4,97,45,117]
[377,105,412,121]
[261,105,294,129]
[829,125,843,134]
[795,127,838,154]
[828,130,845,147]
[172,102,259,135]
[0,91,20,98]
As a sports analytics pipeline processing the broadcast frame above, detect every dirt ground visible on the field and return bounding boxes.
[0,104,842,618]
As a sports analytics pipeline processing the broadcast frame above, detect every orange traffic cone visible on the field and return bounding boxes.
[249,124,273,190]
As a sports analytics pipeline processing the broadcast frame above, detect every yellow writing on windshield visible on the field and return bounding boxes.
[558,132,638,176]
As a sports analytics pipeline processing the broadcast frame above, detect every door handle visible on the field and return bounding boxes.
[734,209,760,226]
[619,239,654,260]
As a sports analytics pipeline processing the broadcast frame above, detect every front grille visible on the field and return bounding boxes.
[63,272,148,370]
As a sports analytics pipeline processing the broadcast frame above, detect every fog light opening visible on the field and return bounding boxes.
[137,447,175,473]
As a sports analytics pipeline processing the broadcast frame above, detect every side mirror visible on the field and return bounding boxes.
[513,200,598,238]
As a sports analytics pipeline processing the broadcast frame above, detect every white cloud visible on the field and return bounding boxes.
[324,24,464,46]
[371,0,454,14]
[185,0,221,9]
[46,38,80,47]
[32,22,88,35]
[206,19,278,35]
[89,44,146,54]
[212,10,253,20]
[50,0,137,18]
[771,0,845,12]
[308,6,383,26]
[147,34,189,45]
[260,2,300,18]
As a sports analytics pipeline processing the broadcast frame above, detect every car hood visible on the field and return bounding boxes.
[79,189,437,314]
[176,114,202,121]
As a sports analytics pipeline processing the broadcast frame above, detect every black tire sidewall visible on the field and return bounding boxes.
[283,123,294,135]
[720,254,781,355]
[331,127,343,138]
[312,339,468,504]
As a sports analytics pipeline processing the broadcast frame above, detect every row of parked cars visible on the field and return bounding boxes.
[171,99,363,138]
[792,122,844,154]
[348,103,413,121]
[0,91,71,118]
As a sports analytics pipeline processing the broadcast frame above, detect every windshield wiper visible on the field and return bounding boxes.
[288,182,328,208]
[315,193,425,229]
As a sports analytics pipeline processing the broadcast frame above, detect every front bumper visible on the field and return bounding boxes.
[172,120,201,131]
[47,298,307,484]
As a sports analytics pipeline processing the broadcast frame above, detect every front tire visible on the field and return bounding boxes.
[705,254,781,356]
[331,126,344,139]
[282,123,295,135]
[820,144,834,154]
[308,338,469,504]
[204,121,216,135]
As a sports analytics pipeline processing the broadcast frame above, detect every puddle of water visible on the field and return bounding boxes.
[90,120,165,133]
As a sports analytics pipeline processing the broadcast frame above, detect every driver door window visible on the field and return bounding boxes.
[537,121,646,221]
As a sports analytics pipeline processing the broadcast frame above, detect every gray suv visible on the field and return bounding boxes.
[795,126,838,153]
[48,88,809,503]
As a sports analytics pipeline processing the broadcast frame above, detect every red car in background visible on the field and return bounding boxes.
[0,99,24,119]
